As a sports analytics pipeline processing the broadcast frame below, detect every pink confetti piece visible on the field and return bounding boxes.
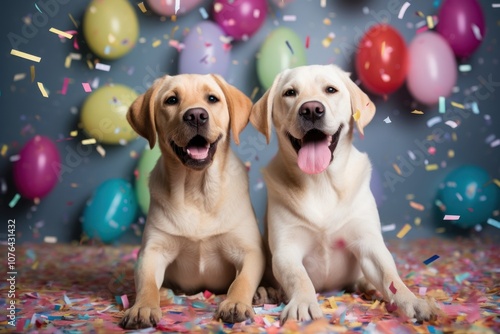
[418,287,427,296]
[60,77,70,95]
[95,63,111,71]
[305,35,310,48]
[82,83,92,92]
[389,281,397,294]
[121,295,129,309]
[443,215,460,221]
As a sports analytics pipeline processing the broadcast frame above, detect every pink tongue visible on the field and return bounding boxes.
[187,146,209,160]
[297,137,331,174]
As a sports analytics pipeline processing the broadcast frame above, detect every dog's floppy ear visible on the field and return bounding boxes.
[127,77,165,149]
[340,70,376,135]
[249,72,282,144]
[211,74,252,145]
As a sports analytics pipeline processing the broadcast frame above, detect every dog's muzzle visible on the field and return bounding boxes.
[288,126,342,175]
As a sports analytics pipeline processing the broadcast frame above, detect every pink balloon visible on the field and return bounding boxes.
[212,0,267,41]
[146,0,203,16]
[436,0,485,58]
[13,135,61,199]
[407,31,457,106]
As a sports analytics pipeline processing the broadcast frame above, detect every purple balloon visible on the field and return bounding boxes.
[407,31,457,105]
[13,135,61,199]
[436,0,485,58]
[178,21,230,76]
[213,0,267,41]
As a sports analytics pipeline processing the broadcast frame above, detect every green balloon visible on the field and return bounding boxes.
[256,27,307,90]
[136,145,161,214]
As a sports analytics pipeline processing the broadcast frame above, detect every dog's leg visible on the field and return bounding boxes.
[354,234,440,322]
[215,249,265,323]
[120,245,171,329]
[272,246,323,324]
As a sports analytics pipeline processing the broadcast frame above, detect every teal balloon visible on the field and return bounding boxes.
[437,165,498,228]
[257,27,307,90]
[136,145,161,214]
[83,178,138,243]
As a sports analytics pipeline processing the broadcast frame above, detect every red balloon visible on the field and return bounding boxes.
[355,24,408,95]
[13,135,61,199]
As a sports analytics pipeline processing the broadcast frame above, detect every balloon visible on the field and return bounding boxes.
[82,178,138,243]
[13,136,61,199]
[83,0,139,59]
[81,84,139,145]
[436,0,485,58]
[146,0,202,16]
[355,24,408,95]
[135,145,161,214]
[437,166,498,229]
[212,0,267,41]
[256,27,307,90]
[179,21,231,76]
[406,31,457,105]
[370,167,385,207]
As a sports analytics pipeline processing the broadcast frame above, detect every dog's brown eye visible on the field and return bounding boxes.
[165,96,178,105]
[208,95,219,103]
[284,89,296,97]
[326,86,337,94]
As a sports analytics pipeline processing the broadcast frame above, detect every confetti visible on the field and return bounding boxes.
[419,287,427,296]
[425,164,438,171]
[44,236,58,243]
[13,73,26,81]
[438,96,445,113]
[30,65,35,82]
[443,215,460,221]
[487,218,500,229]
[1,145,7,156]
[383,116,391,123]
[471,23,482,40]
[490,139,500,148]
[60,77,70,95]
[82,138,97,145]
[152,40,162,48]
[459,64,472,72]
[426,16,435,29]
[409,201,425,211]
[392,163,402,175]
[423,254,439,265]
[137,2,147,13]
[95,63,111,71]
[445,120,458,128]
[11,49,41,62]
[285,40,294,54]
[305,35,310,48]
[451,101,465,109]
[9,193,21,208]
[199,7,208,19]
[381,224,396,232]
[82,83,92,92]
[398,2,410,19]
[283,15,297,22]
[353,109,361,122]
[96,145,106,157]
[121,295,130,309]
[37,82,49,97]
[389,281,397,294]
[492,3,500,8]
[396,224,411,239]
[411,109,424,115]
[455,272,470,284]
[49,28,73,39]
[68,13,78,28]
[427,116,442,127]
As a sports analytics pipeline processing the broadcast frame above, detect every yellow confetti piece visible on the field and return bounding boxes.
[37,82,48,97]
[96,145,106,157]
[49,27,73,39]
[31,260,39,270]
[353,109,361,121]
[44,236,58,243]
[70,183,79,188]
[322,36,333,48]
[1,145,8,156]
[493,179,500,188]
[405,194,415,200]
[82,138,97,145]
[409,201,425,211]
[393,163,402,175]
[451,101,465,109]
[411,109,424,114]
[414,217,421,226]
[397,224,412,239]
[30,65,35,82]
[323,18,331,25]
[452,132,457,141]
[370,300,380,309]
[448,149,455,158]
[70,130,78,137]
[327,297,337,309]
[152,40,162,48]
[425,164,439,171]
[435,227,446,234]
[426,15,434,29]
[250,86,259,100]
[64,55,72,68]
[11,49,41,62]
[137,2,147,12]
[68,13,78,28]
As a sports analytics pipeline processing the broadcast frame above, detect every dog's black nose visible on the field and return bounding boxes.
[183,108,209,127]
[298,101,325,122]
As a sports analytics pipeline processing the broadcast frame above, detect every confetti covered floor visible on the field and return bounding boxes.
[1,237,499,333]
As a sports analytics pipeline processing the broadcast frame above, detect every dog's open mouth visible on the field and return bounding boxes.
[170,135,221,170]
[288,127,342,174]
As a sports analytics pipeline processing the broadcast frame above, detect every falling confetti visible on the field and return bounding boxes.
[396,224,411,238]
[11,49,41,62]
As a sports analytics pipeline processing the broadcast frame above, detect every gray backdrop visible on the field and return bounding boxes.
[1,0,499,244]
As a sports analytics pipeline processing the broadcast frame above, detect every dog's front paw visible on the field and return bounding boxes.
[215,299,254,323]
[281,298,323,324]
[120,304,162,329]
[396,296,440,322]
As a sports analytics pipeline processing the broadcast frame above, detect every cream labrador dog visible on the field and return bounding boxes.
[120,74,265,329]
[250,64,439,323]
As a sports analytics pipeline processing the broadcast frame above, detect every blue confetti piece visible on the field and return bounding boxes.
[63,294,72,305]
[35,3,42,13]
[199,7,208,19]
[471,101,479,114]
[455,272,471,284]
[192,300,208,309]
[115,295,122,305]
[438,96,445,114]
[487,218,500,229]
[286,40,294,54]
[9,193,21,208]
[423,254,440,265]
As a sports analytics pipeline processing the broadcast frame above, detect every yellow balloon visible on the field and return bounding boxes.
[81,85,139,145]
[83,0,139,59]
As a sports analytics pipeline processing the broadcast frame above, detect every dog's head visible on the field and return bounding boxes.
[250,64,375,174]
[127,74,252,170]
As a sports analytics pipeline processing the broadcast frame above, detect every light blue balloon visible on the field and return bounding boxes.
[83,178,138,243]
[437,165,498,228]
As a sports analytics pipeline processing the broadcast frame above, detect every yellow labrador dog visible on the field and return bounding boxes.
[120,74,265,329]
[250,64,439,323]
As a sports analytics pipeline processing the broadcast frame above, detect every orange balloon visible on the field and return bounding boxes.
[355,24,408,95]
